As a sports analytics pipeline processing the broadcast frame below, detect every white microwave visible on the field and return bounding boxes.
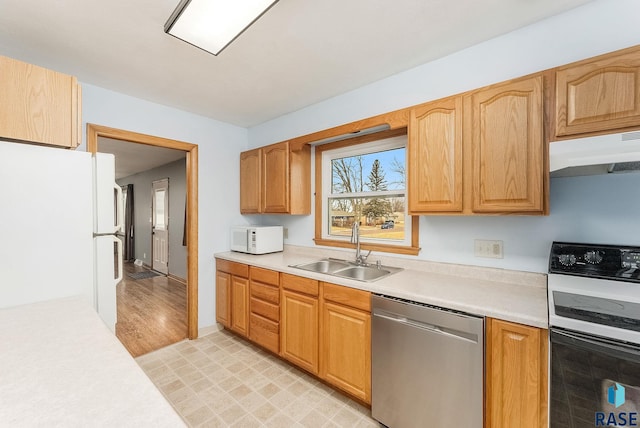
[230,226,283,254]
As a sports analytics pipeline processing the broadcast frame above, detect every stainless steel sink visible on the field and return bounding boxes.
[332,266,393,281]
[290,258,402,282]
[293,259,351,274]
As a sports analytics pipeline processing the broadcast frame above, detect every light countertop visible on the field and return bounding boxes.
[0,297,186,427]
[215,245,549,328]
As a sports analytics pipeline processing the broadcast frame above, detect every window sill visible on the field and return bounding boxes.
[313,238,420,256]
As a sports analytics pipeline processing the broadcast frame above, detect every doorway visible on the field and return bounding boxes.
[87,124,198,340]
[152,178,169,275]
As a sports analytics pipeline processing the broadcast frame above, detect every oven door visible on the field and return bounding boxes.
[551,328,640,427]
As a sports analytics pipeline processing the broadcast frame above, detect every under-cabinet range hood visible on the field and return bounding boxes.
[550,130,640,177]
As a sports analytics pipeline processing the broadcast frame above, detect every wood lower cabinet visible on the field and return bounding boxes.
[485,318,548,428]
[556,45,640,137]
[467,75,545,214]
[280,274,319,374]
[230,276,249,336]
[0,55,81,148]
[239,141,311,214]
[215,259,249,336]
[215,270,231,328]
[320,282,371,404]
[249,266,280,354]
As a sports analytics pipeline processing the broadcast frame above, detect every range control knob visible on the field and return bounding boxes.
[559,254,577,266]
[585,250,604,264]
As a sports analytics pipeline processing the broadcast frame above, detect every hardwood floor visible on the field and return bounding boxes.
[116,263,187,358]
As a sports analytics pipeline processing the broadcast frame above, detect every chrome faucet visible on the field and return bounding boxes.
[351,222,371,265]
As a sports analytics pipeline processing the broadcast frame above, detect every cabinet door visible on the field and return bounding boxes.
[215,270,231,327]
[469,75,544,213]
[320,301,371,403]
[556,48,640,136]
[262,142,290,213]
[240,148,262,213]
[486,318,548,428]
[0,55,80,148]
[280,289,318,374]
[408,96,463,213]
[230,276,249,337]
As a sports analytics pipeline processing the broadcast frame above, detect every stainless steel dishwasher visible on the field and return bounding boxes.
[371,294,484,428]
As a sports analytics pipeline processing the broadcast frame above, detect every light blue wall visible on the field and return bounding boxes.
[248,0,640,273]
[82,84,248,328]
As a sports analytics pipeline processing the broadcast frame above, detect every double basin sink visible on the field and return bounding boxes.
[290,258,402,282]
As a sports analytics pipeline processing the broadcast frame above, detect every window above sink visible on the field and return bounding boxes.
[315,128,420,256]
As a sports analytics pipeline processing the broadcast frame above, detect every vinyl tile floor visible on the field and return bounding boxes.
[136,329,379,428]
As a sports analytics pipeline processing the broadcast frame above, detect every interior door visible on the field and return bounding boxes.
[152,178,169,275]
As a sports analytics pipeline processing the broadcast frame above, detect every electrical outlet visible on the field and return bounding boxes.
[283,228,288,239]
[474,239,504,259]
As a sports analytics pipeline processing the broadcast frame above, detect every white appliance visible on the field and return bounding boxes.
[547,242,640,426]
[0,140,123,332]
[230,225,283,254]
[550,130,640,177]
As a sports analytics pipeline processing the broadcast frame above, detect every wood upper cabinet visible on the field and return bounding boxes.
[320,282,371,404]
[215,259,249,335]
[240,141,311,214]
[485,318,548,428]
[556,46,640,137]
[408,96,463,213]
[0,55,81,148]
[280,273,319,374]
[467,75,545,213]
[262,142,290,213]
[240,149,261,214]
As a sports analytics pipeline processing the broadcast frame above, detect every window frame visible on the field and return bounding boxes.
[314,128,420,256]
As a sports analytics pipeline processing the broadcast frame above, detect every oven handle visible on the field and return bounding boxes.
[551,328,640,361]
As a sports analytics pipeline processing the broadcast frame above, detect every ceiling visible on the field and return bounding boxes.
[98,137,186,179]
[0,0,594,128]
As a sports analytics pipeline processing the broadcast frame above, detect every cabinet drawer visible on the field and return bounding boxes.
[216,259,248,278]
[250,281,280,304]
[281,273,319,296]
[251,266,279,286]
[321,282,371,312]
[250,297,279,322]
[249,313,279,354]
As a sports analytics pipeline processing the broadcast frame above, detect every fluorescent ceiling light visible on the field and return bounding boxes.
[165,0,278,56]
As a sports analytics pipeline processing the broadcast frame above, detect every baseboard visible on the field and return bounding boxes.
[168,274,187,285]
[198,324,223,337]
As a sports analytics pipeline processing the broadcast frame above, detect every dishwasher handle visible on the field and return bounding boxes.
[373,308,480,344]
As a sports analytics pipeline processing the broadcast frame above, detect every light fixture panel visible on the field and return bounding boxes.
[165,0,278,56]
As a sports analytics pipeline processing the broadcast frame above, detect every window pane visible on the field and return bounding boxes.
[155,190,166,230]
[331,147,405,195]
[328,196,405,241]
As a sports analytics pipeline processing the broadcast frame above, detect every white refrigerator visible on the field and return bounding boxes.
[0,140,123,332]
